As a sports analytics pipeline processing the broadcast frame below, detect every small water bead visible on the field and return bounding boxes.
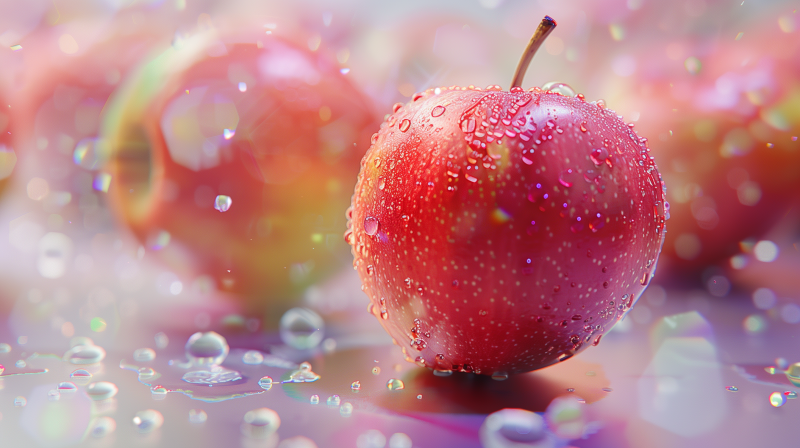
[155,332,169,349]
[480,408,550,448]
[340,402,353,417]
[310,394,320,405]
[387,379,405,390]
[151,385,168,398]
[389,433,413,448]
[58,382,78,393]
[785,391,798,399]
[63,344,106,365]
[138,367,156,380]
[770,391,787,407]
[351,381,361,392]
[491,372,509,381]
[133,348,156,362]
[189,409,208,424]
[326,395,341,407]
[280,308,325,350]
[87,382,119,401]
[214,195,232,212]
[725,386,739,392]
[14,396,27,407]
[0,343,11,353]
[372,366,381,375]
[133,409,164,433]
[182,369,242,384]
[185,331,229,366]
[417,394,423,400]
[242,350,265,365]
[542,81,576,97]
[90,417,116,438]
[399,119,411,132]
[15,360,25,368]
[364,216,379,236]
[287,362,321,383]
[431,105,446,117]
[70,369,93,385]
[258,376,274,390]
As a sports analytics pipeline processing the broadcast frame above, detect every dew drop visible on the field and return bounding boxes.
[214,195,232,212]
[242,350,265,365]
[310,394,320,404]
[431,105,446,117]
[287,362,321,383]
[133,348,156,362]
[364,216,379,236]
[340,402,354,417]
[399,119,411,132]
[460,117,477,133]
[770,391,787,407]
[387,378,405,390]
[185,331,229,366]
[480,408,547,447]
[725,386,738,392]
[14,396,27,407]
[327,394,341,407]
[372,366,381,375]
[70,369,93,385]
[15,360,26,368]
[580,122,588,132]
[58,382,78,393]
[48,389,61,401]
[351,381,361,392]
[63,344,106,365]
[280,307,324,350]
[542,81,576,97]
[258,376,274,390]
[87,381,119,401]
[242,408,280,439]
[491,372,509,381]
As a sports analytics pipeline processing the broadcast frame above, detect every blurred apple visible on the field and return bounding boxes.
[100,30,378,318]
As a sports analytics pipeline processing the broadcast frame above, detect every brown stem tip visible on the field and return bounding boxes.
[510,15,557,90]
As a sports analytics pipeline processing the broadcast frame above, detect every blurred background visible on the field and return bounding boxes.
[0,0,798,447]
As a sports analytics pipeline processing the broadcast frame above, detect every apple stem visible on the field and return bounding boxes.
[510,16,557,90]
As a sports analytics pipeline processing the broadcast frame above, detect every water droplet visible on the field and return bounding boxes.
[725,386,739,392]
[351,381,361,392]
[70,369,93,385]
[58,382,77,393]
[327,395,341,406]
[491,372,509,381]
[364,216,379,236]
[63,344,106,365]
[87,381,119,401]
[150,385,168,398]
[185,331,229,366]
[387,378,405,390]
[580,122,588,132]
[133,409,164,433]
[770,391,787,407]
[242,350,265,365]
[287,362,321,383]
[372,366,381,375]
[280,307,325,350]
[399,119,411,132]
[542,81,576,97]
[558,169,574,187]
[590,148,609,165]
[340,402,354,417]
[480,408,548,448]
[90,416,116,438]
[182,369,242,385]
[461,117,477,133]
[602,387,613,393]
[431,105,446,117]
[786,391,798,399]
[242,407,280,439]
[189,409,208,424]
[15,360,26,368]
[214,195,232,212]
[133,348,156,362]
[223,128,235,140]
[14,396,27,407]
[310,394,320,404]
[238,82,247,92]
[0,343,10,353]
[258,376,274,390]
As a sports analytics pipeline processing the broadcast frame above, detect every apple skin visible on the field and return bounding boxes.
[101,33,378,316]
[348,86,666,374]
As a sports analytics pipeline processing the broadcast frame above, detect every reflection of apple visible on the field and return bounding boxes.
[597,22,800,285]
[348,17,666,374]
[101,32,377,317]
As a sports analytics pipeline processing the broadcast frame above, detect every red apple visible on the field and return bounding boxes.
[347,17,666,374]
[101,31,377,317]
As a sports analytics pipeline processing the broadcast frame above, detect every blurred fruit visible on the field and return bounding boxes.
[101,31,378,316]
[348,18,666,374]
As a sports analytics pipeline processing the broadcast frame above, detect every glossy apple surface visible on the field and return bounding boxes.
[102,32,377,314]
[348,85,666,374]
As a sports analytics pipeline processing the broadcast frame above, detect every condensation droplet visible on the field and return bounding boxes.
[258,376,274,390]
[431,105,446,117]
[280,308,325,350]
[133,409,164,433]
[243,350,265,365]
[386,378,404,390]
[242,407,280,439]
[214,195,232,212]
[399,119,411,132]
[542,81,576,97]
[87,382,119,401]
[364,216,379,236]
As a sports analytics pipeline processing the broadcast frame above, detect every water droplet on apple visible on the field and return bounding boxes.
[387,378,405,390]
[364,216,379,236]
[460,117,477,133]
[399,119,411,132]
[542,81,576,97]
[431,105,446,117]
